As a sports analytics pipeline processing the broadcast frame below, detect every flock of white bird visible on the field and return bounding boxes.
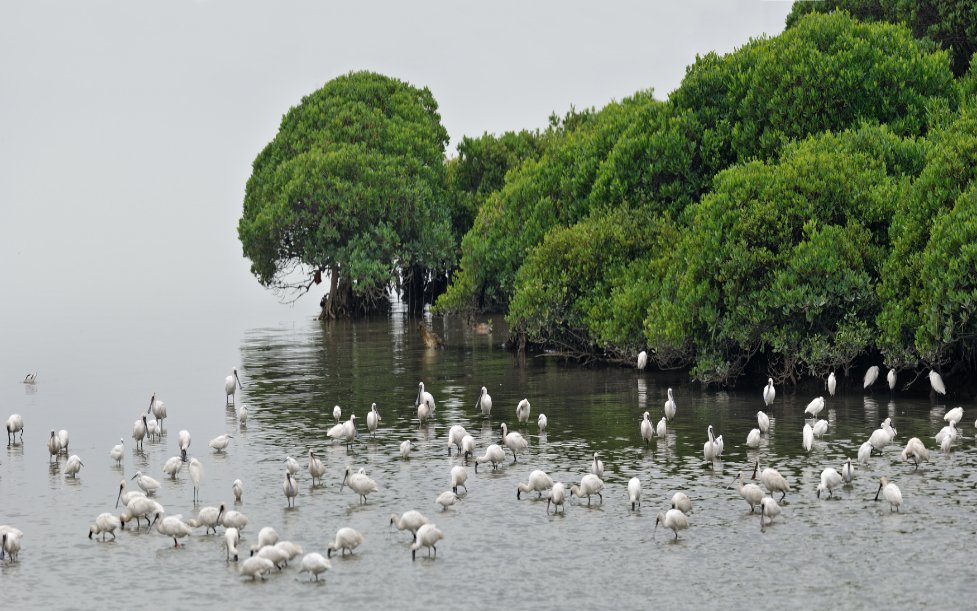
[1,361,968,574]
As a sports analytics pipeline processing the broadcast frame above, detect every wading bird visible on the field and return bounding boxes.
[628,477,641,510]
[298,553,331,581]
[5,414,24,445]
[548,483,567,514]
[929,371,946,395]
[516,469,553,500]
[474,444,505,472]
[664,388,677,421]
[178,430,191,461]
[416,382,436,423]
[640,412,654,445]
[763,378,775,406]
[283,471,298,507]
[225,368,242,405]
[411,523,443,561]
[209,434,232,453]
[109,438,124,464]
[450,465,468,494]
[817,468,843,498]
[341,466,377,503]
[326,527,363,557]
[570,474,604,505]
[500,423,528,463]
[367,403,380,437]
[654,509,688,540]
[864,366,880,389]
[757,411,769,434]
[475,386,492,417]
[189,458,203,503]
[390,511,429,540]
[875,476,902,512]
[516,399,531,424]
[827,372,836,397]
[88,513,121,541]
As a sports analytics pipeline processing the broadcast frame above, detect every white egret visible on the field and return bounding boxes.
[89,513,121,541]
[225,368,242,405]
[654,509,688,540]
[882,418,897,441]
[189,458,203,503]
[731,472,764,512]
[238,404,248,426]
[752,461,790,501]
[900,437,929,469]
[5,414,24,444]
[703,425,720,462]
[64,454,83,478]
[436,491,457,511]
[109,439,125,464]
[162,456,182,479]
[656,417,667,438]
[333,404,342,422]
[148,392,166,429]
[131,471,160,496]
[858,440,873,463]
[941,433,952,453]
[516,398,531,424]
[57,429,69,454]
[570,474,604,505]
[802,423,814,452]
[390,511,430,540]
[232,479,243,503]
[474,444,506,472]
[461,434,476,461]
[209,434,232,453]
[225,527,240,561]
[875,476,902,512]
[221,510,249,531]
[935,421,957,447]
[548,483,567,514]
[299,553,331,580]
[944,407,963,426]
[326,527,364,557]
[47,430,60,461]
[664,388,677,421]
[640,412,653,444]
[590,452,604,478]
[240,556,274,580]
[156,514,193,547]
[716,434,725,457]
[746,428,761,448]
[187,504,224,535]
[887,368,897,390]
[450,465,469,494]
[842,458,855,484]
[812,419,829,438]
[537,413,547,433]
[411,523,443,561]
[637,350,647,370]
[447,425,467,456]
[366,403,380,437]
[864,365,880,389]
[516,469,553,500]
[284,455,300,475]
[757,411,769,434]
[929,371,946,395]
[283,471,298,507]
[627,477,641,510]
[399,439,413,460]
[805,396,825,419]
[827,372,836,397]
[415,382,436,423]
[475,386,492,417]
[816,468,843,498]
[671,492,692,514]
[868,428,892,454]
[763,378,775,406]
[341,466,378,503]
[308,450,326,486]
[500,423,529,463]
[759,497,781,531]
[178,429,191,461]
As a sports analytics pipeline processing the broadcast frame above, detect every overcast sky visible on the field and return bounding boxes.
[0,1,792,332]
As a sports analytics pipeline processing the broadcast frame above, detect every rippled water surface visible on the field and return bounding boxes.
[2,309,976,608]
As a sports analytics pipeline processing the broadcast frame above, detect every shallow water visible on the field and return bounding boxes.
[2,308,976,608]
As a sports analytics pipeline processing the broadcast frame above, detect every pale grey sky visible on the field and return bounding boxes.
[0,1,792,331]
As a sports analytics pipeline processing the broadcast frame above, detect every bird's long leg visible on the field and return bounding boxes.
[598,492,603,505]
[780,491,786,502]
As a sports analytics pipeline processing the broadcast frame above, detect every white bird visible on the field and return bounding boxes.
[146,419,159,442]
[516,398,531,423]
[47,430,61,461]
[298,553,331,581]
[275,540,303,564]
[461,434,476,461]
[805,396,825,419]
[333,404,342,422]
[5,414,24,444]
[89,513,121,541]
[548,482,567,514]
[57,429,69,454]
[238,404,248,426]
[284,455,300,475]
[842,458,855,484]
[326,527,364,558]
[817,468,843,498]
[656,417,667,438]
[763,378,775,406]
[731,472,764,512]
[119,496,163,529]
[239,556,274,580]
[715,434,725,457]
[637,350,647,370]
[148,392,167,429]
[399,439,413,460]
[110,430,135,459]
[187,504,225,534]
[327,415,358,450]
[537,413,547,433]
[411,523,443,561]
[114,480,145,510]
[590,452,604,478]
[640,412,654,444]
[627,477,641,511]
[929,371,946,395]
[256,544,288,569]
[224,527,240,561]
[22,373,37,384]
[64,454,83,478]
[570,474,604,505]
[474,443,506,472]
[757,411,769,434]
[436,491,457,511]
[827,372,836,396]
[664,388,677,421]
[941,433,952,453]
[858,440,873,463]
[654,509,689,540]
[517,469,553,500]
[671,492,692,514]
[251,526,279,552]
[131,416,147,451]
[131,471,160,496]
[209,434,232,453]
[162,456,182,479]
[232,479,243,503]
[475,386,492,417]
[188,458,203,502]
[156,514,193,547]
[703,425,720,462]
[366,403,380,436]
[875,476,902,512]
[887,368,897,390]
[868,427,892,453]
[450,465,469,494]
[944,407,963,426]
[759,497,781,531]
[900,437,929,469]
[752,461,790,501]
[283,471,298,507]
[500,423,529,463]
[308,450,326,486]
[882,417,897,441]
[178,429,191,461]
[746,428,761,448]
[812,419,829,438]
[1,531,22,561]
[934,421,957,446]
[864,365,880,389]
[416,382,436,423]
[221,510,249,531]
[225,368,242,405]
[390,511,430,540]
[802,423,814,452]
[447,425,467,456]
[341,466,377,503]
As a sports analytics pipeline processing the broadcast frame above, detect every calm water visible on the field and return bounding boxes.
[2,308,976,608]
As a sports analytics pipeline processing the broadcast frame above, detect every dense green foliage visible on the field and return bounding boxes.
[787,0,977,76]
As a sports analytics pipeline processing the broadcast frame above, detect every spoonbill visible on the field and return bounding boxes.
[341,466,378,503]
[864,366,879,389]
[5,414,24,444]
[929,371,946,395]
[746,428,761,448]
[752,461,790,501]
[156,514,193,547]
[1,531,22,561]
[548,483,567,514]
[590,452,604,478]
[812,419,829,438]
[225,527,240,561]
[64,454,83,477]
[411,523,443,561]
[671,492,692,514]
[474,444,505,472]
[874,476,902,511]
[731,472,764,512]
[757,411,769,434]
[436,491,457,511]
[307,451,326,486]
[276,541,303,565]
[537,413,547,433]
[703,425,720,462]
[475,386,492,417]
[447,425,467,456]
[299,553,331,580]
[132,471,160,496]
[415,382,436,423]
[285,455,300,475]
[450,465,468,494]
[640,412,653,444]
[399,439,413,460]
[759,497,781,531]
[57,429,69,454]
[251,526,279,552]
[817,468,843,498]
[664,388,677,421]
[763,378,775,406]
[805,396,825,419]
[858,441,873,463]
[131,416,147,451]
[47,430,60,461]
[654,509,688,540]
[239,556,274,580]
[900,437,929,469]
[802,423,814,452]
[109,438,124,464]
[221,510,249,531]
[516,398,531,424]
[627,477,641,510]
[178,430,191,461]
[283,471,298,507]
[115,480,145,509]
[89,513,121,541]
[944,407,963,426]
[326,527,363,557]
[232,479,243,503]
[162,456,182,479]
[327,415,358,450]
[500,423,528,463]
[570,474,604,505]
[333,404,342,422]
[461,434,475,461]
[189,458,203,502]
[187,504,224,534]
[868,427,892,454]
[390,511,430,540]
[209,434,232,453]
[148,393,166,429]
[887,368,896,390]
[842,458,855,484]
[366,403,380,437]
[256,544,288,569]
[934,421,957,447]
[516,469,553,499]
[225,368,242,405]
[656,417,667,438]
[827,372,836,396]
[637,350,647,370]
